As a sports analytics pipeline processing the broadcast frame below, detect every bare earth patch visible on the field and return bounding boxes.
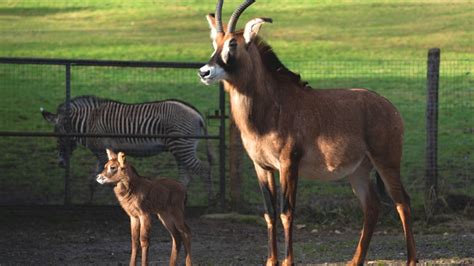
[0,206,472,265]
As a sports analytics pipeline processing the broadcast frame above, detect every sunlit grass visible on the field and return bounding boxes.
[1,1,472,61]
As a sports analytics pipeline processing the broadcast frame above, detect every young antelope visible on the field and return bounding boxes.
[97,149,192,266]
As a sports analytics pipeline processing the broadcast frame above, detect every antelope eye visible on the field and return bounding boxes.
[110,166,117,171]
[229,39,237,48]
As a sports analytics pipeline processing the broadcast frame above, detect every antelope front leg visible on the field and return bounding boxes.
[280,160,298,265]
[139,215,152,266]
[279,151,300,266]
[129,216,140,266]
[255,164,278,266]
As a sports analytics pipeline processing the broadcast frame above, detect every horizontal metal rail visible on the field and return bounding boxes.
[0,131,219,139]
[0,57,205,69]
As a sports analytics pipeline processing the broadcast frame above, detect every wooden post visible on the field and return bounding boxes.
[218,83,226,209]
[425,48,440,220]
[229,117,244,211]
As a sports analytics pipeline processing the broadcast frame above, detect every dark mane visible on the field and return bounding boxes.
[57,95,204,119]
[57,95,107,112]
[254,36,309,88]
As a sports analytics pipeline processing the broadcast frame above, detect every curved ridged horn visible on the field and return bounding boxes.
[227,0,255,33]
[215,0,224,33]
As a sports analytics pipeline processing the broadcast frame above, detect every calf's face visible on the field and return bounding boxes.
[96,149,126,185]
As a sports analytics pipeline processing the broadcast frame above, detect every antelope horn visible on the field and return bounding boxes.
[215,0,224,33]
[227,0,255,33]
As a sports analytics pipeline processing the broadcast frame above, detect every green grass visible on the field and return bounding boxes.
[0,1,472,209]
[1,0,473,61]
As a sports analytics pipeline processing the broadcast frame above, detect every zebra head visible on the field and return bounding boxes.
[40,107,77,168]
[96,149,126,185]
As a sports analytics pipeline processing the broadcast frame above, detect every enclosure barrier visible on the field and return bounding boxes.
[0,57,227,208]
[0,54,472,218]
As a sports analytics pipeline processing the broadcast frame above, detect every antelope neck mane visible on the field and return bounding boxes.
[254,36,309,89]
[124,164,140,180]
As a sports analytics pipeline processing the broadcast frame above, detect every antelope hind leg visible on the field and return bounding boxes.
[347,158,380,265]
[371,158,417,265]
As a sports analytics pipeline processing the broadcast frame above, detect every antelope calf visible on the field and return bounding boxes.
[199,0,416,265]
[96,149,192,266]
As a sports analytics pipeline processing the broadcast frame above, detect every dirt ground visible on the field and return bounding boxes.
[0,205,473,265]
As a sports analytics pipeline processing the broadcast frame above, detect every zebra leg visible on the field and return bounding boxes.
[177,161,192,187]
[173,153,213,205]
[167,137,213,205]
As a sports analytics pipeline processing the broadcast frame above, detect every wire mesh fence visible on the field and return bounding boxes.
[0,57,472,211]
[0,59,224,206]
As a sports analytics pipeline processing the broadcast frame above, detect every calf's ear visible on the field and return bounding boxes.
[106,149,117,160]
[118,152,126,168]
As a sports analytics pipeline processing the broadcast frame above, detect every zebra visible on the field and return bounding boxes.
[41,95,214,204]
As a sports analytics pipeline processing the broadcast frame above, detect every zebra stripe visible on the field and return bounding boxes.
[54,95,213,203]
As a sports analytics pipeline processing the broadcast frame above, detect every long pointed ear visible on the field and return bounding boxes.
[117,152,126,168]
[106,149,117,160]
[206,13,218,41]
[244,17,272,45]
[40,107,58,124]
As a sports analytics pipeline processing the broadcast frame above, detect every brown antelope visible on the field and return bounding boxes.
[198,0,416,265]
[96,149,192,266]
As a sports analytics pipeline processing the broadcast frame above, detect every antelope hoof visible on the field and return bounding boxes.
[407,259,417,266]
[266,258,278,266]
[347,260,363,266]
[281,258,294,266]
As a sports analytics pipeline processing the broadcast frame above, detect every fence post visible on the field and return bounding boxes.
[425,48,440,220]
[229,117,244,211]
[63,63,72,206]
[218,82,226,209]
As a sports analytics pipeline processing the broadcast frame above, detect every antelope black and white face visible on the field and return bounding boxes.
[96,149,126,185]
[198,0,271,85]
[41,107,77,168]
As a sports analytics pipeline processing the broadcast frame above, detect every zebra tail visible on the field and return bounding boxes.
[201,120,215,167]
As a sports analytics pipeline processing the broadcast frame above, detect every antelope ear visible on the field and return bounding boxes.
[206,13,218,41]
[40,108,58,124]
[118,152,126,167]
[244,17,272,45]
[106,149,117,160]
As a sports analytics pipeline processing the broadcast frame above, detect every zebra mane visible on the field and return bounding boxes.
[57,95,205,128]
[58,96,202,115]
[57,95,107,112]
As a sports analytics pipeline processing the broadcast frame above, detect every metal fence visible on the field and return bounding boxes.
[0,56,472,212]
[0,57,227,207]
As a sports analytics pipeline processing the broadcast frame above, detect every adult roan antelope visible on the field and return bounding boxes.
[198,0,416,265]
[96,149,192,266]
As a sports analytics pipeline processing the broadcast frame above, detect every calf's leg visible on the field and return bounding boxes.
[139,215,151,266]
[129,216,140,266]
